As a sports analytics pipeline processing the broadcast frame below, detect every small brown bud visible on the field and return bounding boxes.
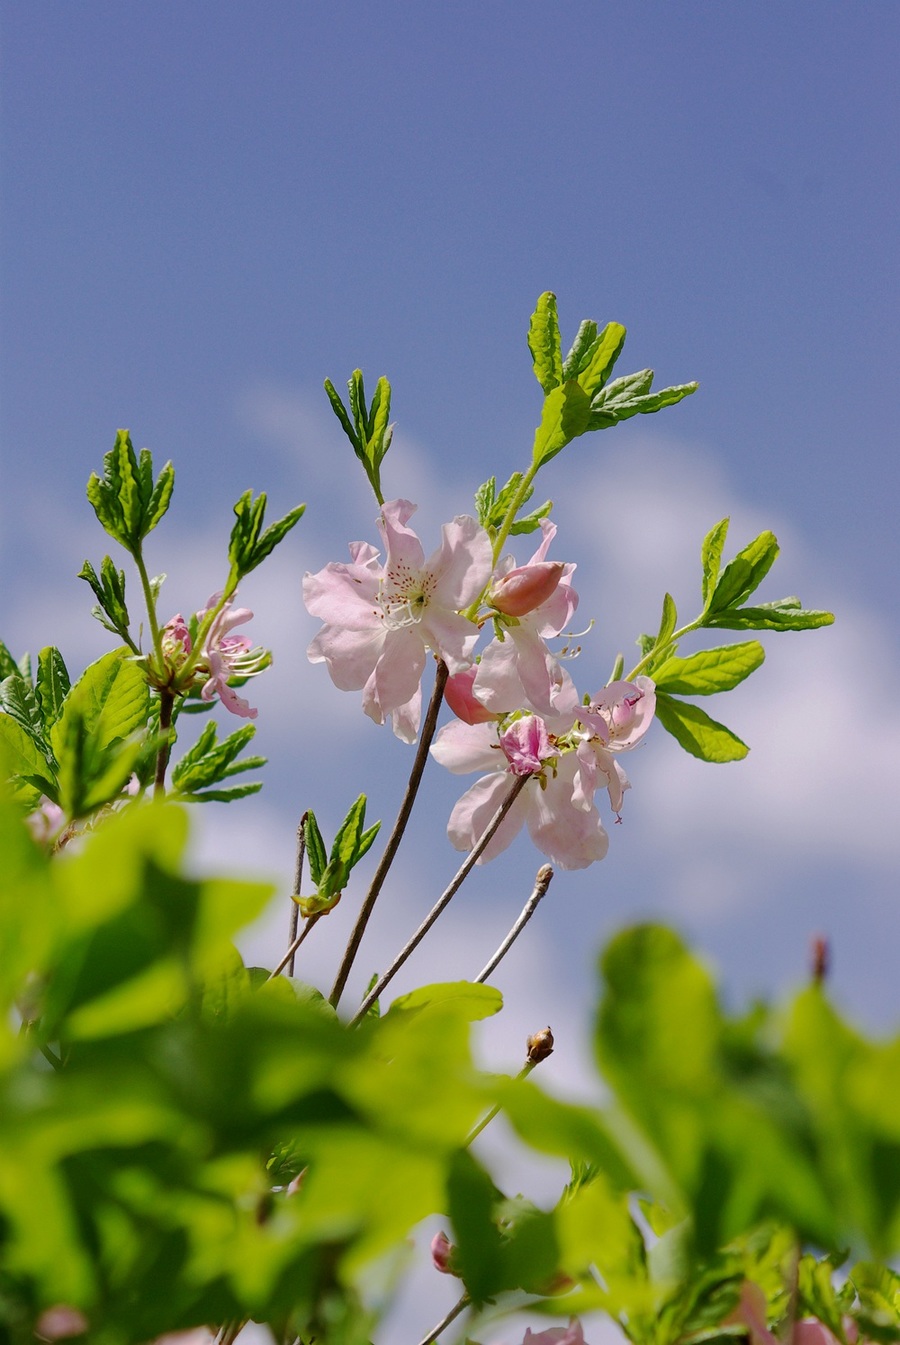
[811,935,829,984]
[526,1025,554,1064]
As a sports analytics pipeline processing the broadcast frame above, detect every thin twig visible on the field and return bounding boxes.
[465,1059,537,1146]
[329,658,450,1010]
[416,1291,470,1345]
[286,812,308,977]
[474,863,554,984]
[350,773,530,1024]
[267,913,322,981]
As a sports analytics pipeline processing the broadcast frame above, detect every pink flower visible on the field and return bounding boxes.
[160,612,192,665]
[431,717,609,870]
[490,559,566,617]
[574,677,656,814]
[25,798,65,844]
[304,500,493,742]
[522,1319,589,1345]
[194,592,266,719]
[474,521,579,717]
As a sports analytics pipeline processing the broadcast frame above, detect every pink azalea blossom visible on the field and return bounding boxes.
[193,592,265,719]
[25,797,65,844]
[522,1319,589,1345]
[304,499,493,742]
[474,520,579,717]
[574,677,656,814]
[431,716,609,870]
[500,714,554,775]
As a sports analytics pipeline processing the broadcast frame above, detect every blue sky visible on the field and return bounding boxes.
[2,8,899,1326]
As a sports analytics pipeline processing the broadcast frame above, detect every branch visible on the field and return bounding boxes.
[350,772,529,1023]
[329,658,449,1009]
[474,863,554,984]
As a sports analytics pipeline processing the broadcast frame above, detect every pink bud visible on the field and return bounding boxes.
[500,715,554,775]
[444,667,498,724]
[430,1229,457,1274]
[491,561,565,617]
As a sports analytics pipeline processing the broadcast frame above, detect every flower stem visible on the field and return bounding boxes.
[474,863,554,985]
[416,1291,470,1345]
[329,658,450,1010]
[133,547,164,663]
[465,1059,537,1146]
[349,772,529,1023]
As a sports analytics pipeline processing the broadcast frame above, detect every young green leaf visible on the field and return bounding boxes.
[36,647,71,737]
[0,640,19,681]
[701,518,731,609]
[304,811,328,887]
[561,318,598,382]
[227,490,305,583]
[0,714,58,806]
[50,648,150,766]
[0,673,46,754]
[708,531,780,614]
[324,371,393,502]
[653,642,765,696]
[572,321,628,396]
[706,598,835,632]
[654,692,750,762]
[652,593,678,660]
[532,382,593,466]
[509,499,553,534]
[589,377,699,428]
[85,430,174,556]
[78,557,133,643]
[171,721,265,799]
[528,291,564,393]
[474,477,496,528]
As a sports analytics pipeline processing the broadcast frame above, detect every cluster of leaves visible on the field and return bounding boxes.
[625,519,834,763]
[527,292,699,468]
[298,797,381,916]
[2,796,897,1345]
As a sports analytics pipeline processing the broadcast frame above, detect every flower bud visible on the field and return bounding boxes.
[526,1025,554,1063]
[430,1229,458,1275]
[491,561,565,617]
[444,667,498,724]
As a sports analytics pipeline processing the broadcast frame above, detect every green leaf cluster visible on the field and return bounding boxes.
[634,520,833,763]
[299,797,381,915]
[227,489,306,588]
[171,721,265,802]
[77,556,135,649]
[475,473,553,539]
[324,370,394,504]
[0,644,149,819]
[528,293,698,467]
[85,430,175,558]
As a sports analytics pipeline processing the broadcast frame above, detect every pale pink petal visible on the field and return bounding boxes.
[419,607,481,673]
[378,498,426,574]
[303,560,383,629]
[522,1317,588,1345]
[361,627,426,726]
[472,637,526,713]
[525,764,609,869]
[432,720,502,774]
[389,686,422,744]
[308,624,384,690]
[447,772,527,862]
[500,715,554,775]
[427,514,494,609]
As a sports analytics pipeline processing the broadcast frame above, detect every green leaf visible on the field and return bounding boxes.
[447,1149,505,1304]
[706,598,835,632]
[36,647,71,736]
[528,292,563,393]
[590,377,699,428]
[655,692,749,762]
[385,981,503,1021]
[708,531,780,613]
[561,318,598,382]
[532,381,593,466]
[653,593,678,659]
[0,639,19,680]
[701,519,731,609]
[510,499,553,534]
[0,713,57,805]
[171,721,264,798]
[653,642,765,696]
[85,430,174,556]
[0,671,46,752]
[324,371,393,502]
[573,321,627,397]
[474,476,496,528]
[304,811,327,886]
[51,648,149,761]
